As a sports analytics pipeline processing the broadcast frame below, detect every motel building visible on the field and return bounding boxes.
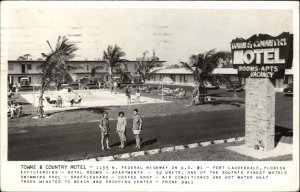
[147,67,294,91]
[7,60,165,86]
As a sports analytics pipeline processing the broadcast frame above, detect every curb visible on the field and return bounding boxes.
[75,137,245,161]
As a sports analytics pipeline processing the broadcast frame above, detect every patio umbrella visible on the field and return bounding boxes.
[159,76,174,101]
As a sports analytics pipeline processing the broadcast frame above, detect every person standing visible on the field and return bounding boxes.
[10,103,16,119]
[110,80,114,93]
[99,112,111,150]
[132,109,142,149]
[116,111,127,148]
[113,81,118,94]
[136,87,141,103]
[125,86,131,104]
[15,83,20,95]
[15,102,23,118]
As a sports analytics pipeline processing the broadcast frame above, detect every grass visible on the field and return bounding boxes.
[8,87,244,128]
[121,137,293,161]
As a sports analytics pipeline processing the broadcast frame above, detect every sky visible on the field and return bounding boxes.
[5,8,293,65]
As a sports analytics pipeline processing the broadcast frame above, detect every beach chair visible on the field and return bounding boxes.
[71,97,82,107]
[172,88,180,95]
[46,96,56,106]
[174,90,186,100]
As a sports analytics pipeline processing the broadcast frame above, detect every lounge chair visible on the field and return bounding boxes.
[70,97,82,107]
[174,90,186,100]
[45,96,56,105]
[172,88,180,94]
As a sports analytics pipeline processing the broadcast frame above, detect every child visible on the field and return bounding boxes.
[132,109,142,149]
[99,112,111,150]
[116,111,127,148]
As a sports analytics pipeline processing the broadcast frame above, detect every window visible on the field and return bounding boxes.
[170,75,175,82]
[27,64,32,70]
[125,63,128,71]
[283,75,288,84]
[87,65,89,72]
[184,75,187,82]
[106,64,108,71]
[8,64,13,70]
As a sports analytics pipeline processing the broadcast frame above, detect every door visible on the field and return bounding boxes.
[22,64,25,73]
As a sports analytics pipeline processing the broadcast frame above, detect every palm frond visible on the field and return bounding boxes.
[180,61,195,73]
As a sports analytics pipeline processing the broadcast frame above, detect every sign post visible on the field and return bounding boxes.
[231,32,293,151]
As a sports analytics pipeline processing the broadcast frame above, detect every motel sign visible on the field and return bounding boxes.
[231,32,293,151]
[231,32,293,78]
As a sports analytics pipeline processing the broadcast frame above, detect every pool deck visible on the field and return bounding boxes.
[21,89,171,112]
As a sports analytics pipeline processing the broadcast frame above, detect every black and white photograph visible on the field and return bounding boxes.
[1,1,299,191]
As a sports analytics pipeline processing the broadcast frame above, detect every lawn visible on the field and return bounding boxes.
[121,136,293,161]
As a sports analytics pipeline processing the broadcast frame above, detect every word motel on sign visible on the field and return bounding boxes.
[233,48,285,65]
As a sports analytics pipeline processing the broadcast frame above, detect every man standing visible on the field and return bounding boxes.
[136,87,141,103]
[99,112,111,150]
[132,109,142,149]
[110,80,114,93]
[113,81,118,94]
[125,86,131,104]
[15,83,20,95]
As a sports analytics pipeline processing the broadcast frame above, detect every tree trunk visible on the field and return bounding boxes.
[201,86,206,104]
[38,85,45,118]
[198,78,205,105]
[109,66,113,81]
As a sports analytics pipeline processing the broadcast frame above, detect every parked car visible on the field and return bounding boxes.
[283,83,293,96]
[226,81,244,92]
[118,78,132,88]
[20,77,30,87]
[61,87,73,93]
[86,80,99,86]
[203,81,219,89]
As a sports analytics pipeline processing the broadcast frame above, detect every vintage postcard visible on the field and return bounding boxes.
[1,1,299,191]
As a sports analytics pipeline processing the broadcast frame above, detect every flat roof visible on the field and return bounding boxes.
[153,68,194,74]
[8,60,166,63]
[212,68,238,75]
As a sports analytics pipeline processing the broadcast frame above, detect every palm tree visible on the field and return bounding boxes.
[91,45,126,82]
[181,49,234,104]
[36,36,77,117]
[135,50,160,82]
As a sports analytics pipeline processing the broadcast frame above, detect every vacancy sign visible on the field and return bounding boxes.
[231,32,293,79]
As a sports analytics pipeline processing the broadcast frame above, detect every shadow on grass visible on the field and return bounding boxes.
[17,102,32,106]
[141,138,158,148]
[7,113,32,119]
[119,138,158,148]
[275,125,293,147]
[111,141,121,148]
[207,93,231,97]
[206,100,245,107]
[47,107,112,116]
